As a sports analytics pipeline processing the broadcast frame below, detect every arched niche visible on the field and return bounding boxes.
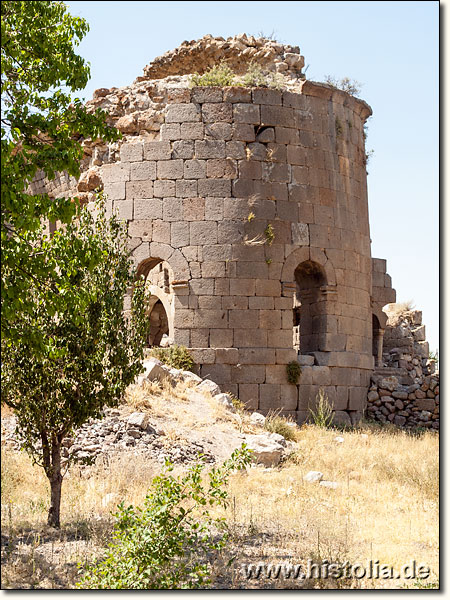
[371,302,387,368]
[293,260,328,354]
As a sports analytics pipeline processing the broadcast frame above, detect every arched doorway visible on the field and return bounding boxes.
[294,260,327,354]
[147,298,169,347]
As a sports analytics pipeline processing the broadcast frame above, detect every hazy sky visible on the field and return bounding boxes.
[66,0,440,352]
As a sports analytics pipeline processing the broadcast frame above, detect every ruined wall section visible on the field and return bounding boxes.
[86,81,373,424]
[29,36,380,425]
[367,307,439,429]
[371,257,396,311]
[140,33,305,80]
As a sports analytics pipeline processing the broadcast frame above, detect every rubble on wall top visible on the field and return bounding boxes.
[35,35,370,197]
[139,34,305,81]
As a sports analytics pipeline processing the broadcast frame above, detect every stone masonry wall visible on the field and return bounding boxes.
[32,36,389,426]
[367,306,439,429]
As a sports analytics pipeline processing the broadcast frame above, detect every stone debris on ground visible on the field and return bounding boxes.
[319,480,339,489]
[303,471,323,483]
[250,412,266,426]
[1,358,295,469]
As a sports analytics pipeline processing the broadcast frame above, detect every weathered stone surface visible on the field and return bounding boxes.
[141,358,172,383]
[245,434,284,467]
[319,480,339,489]
[250,412,266,426]
[196,379,222,397]
[291,222,309,246]
[127,412,149,430]
[367,305,438,430]
[304,471,323,483]
[39,36,440,430]
[297,355,315,366]
[379,376,399,392]
[215,393,235,411]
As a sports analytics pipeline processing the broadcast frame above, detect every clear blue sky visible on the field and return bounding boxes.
[66,0,440,352]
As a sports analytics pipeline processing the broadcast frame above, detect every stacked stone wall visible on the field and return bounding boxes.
[31,37,393,426]
[366,308,439,429]
[89,81,373,425]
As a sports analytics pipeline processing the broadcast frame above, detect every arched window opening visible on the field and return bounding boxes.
[293,260,327,354]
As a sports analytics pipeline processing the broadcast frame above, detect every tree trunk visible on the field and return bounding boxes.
[47,443,63,528]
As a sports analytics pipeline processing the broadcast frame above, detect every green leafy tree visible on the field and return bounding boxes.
[78,446,252,589]
[1,199,149,528]
[1,0,119,348]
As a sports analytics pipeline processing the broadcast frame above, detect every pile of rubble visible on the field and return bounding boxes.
[1,358,295,468]
[1,409,215,466]
[366,306,439,429]
[140,33,305,80]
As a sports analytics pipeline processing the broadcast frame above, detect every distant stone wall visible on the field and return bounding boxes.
[366,308,439,429]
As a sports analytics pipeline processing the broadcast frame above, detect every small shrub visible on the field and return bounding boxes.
[229,394,245,413]
[264,410,298,441]
[148,344,194,372]
[78,446,252,589]
[335,117,343,138]
[241,62,269,88]
[240,62,284,90]
[286,361,301,385]
[429,349,439,368]
[309,388,334,428]
[191,62,236,87]
[364,148,374,169]
[264,223,275,246]
[255,30,279,42]
[324,75,362,97]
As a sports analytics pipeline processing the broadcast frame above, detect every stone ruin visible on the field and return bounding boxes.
[367,305,439,429]
[32,34,438,427]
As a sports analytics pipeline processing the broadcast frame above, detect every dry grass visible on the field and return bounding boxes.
[218,424,439,588]
[125,378,192,414]
[1,449,165,589]
[384,301,416,326]
[1,413,439,589]
[263,410,299,441]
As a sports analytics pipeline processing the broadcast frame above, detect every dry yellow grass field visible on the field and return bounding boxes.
[1,406,438,589]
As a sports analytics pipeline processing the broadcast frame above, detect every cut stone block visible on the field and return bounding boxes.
[196,379,221,397]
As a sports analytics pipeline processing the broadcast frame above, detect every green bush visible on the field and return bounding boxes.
[78,446,252,589]
[264,223,275,245]
[309,388,334,428]
[147,344,194,372]
[191,62,236,87]
[286,361,301,385]
[190,61,285,90]
[264,410,298,441]
[241,62,284,90]
[324,75,362,97]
